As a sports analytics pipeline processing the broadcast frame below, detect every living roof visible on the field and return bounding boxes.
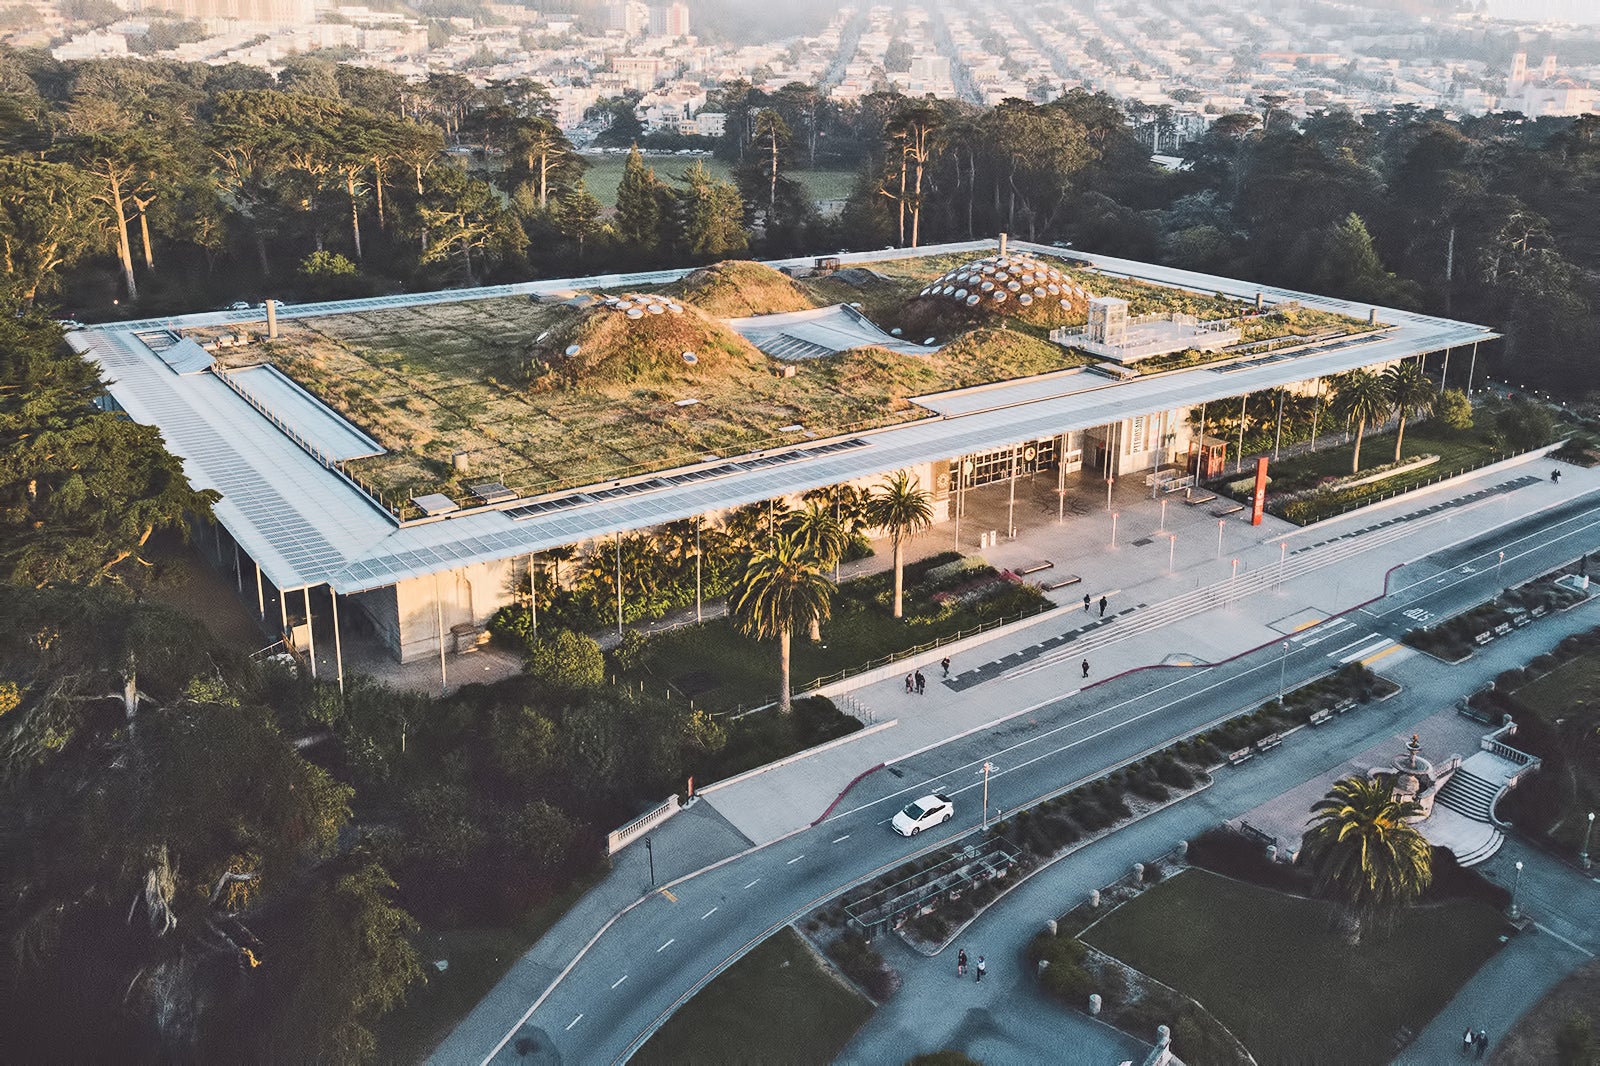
[202,249,1376,515]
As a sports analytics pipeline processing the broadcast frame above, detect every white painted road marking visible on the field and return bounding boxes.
[611,975,628,989]
[744,878,761,889]
[701,907,718,920]
[657,938,674,953]
[565,1014,582,1031]
[786,854,804,865]
[832,834,850,843]
[1338,638,1393,664]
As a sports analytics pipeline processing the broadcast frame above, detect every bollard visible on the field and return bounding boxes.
[1089,993,1102,1016]
[1046,919,1057,936]
[1267,844,1277,864]
[1155,1024,1171,1049]
[1089,889,1100,909]
[1037,959,1049,976]
[1132,862,1145,882]
[1175,839,1188,861]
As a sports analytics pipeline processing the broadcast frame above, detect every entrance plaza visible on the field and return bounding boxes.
[699,444,1579,845]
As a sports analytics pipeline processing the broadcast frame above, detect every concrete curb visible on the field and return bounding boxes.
[811,763,886,826]
[697,719,899,797]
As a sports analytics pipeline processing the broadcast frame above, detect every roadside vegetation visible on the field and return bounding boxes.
[1404,570,1587,662]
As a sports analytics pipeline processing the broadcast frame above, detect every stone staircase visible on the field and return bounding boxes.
[1435,767,1500,822]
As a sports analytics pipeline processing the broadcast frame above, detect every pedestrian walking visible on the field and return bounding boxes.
[1083,593,1091,612]
[915,670,926,695]
[1462,1028,1474,1056]
[1099,595,1108,618]
[1081,659,1090,679]
[941,656,951,678]
[956,949,967,977]
[905,673,914,694]
[1552,468,1562,484]
[975,956,986,982]
[1475,1031,1487,1059]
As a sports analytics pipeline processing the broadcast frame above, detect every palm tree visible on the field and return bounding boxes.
[866,470,934,619]
[729,532,834,714]
[1301,775,1433,943]
[1333,370,1392,473]
[784,500,847,642]
[1385,362,1436,462]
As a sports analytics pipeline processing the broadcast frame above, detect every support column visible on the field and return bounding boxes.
[1440,347,1451,393]
[434,572,447,696]
[233,543,242,593]
[1466,342,1479,394]
[1273,390,1285,460]
[1007,443,1018,538]
[615,533,623,637]
[303,586,317,679]
[1236,394,1247,473]
[255,561,264,618]
[330,587,344,694]
[695,520,704,621]
[529,553,537,640]
[279,581,288,638]
[953,460,963,549]
[1310,378,1323,451]
[1057,434,1066,523]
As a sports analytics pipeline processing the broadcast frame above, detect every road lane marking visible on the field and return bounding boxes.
[744,878,760,889]
[832,834,850,843]
[701,907,718,920]
[657,938,674,953]
[611,975,628,989]
[1329,633,1377,657]
[1361,644,1403,666]
[1337,638,1392,664]
[786,854,804,865]
[565,1014,582,1031]
[660,889,677,902]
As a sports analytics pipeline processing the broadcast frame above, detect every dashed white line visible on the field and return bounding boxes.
[657,938,675,953]
[565,1014,583,1031]
[611,975,628,989]
[786,854,805,865]
[832,834,850,843]
[701,906,718,920]
[744,878,761,889]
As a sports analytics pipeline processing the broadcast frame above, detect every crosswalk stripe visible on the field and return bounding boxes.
[1338,637,1393,664]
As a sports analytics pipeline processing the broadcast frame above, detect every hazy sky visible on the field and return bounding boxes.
[1482,0,1600,24]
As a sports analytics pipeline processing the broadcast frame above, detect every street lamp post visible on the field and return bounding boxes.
[645,836,655,887]
[1278,541,1287,589]
[1159,498,1168,533]
[1508,859,1524,919]
[1110,511,1119,549]
[1279,640,1289,702]
[1216,519,1225,559]
[1497,550,1505,586]
[1168,532,1177,575]
[982,762,995,831]
[1582,811,1595,871]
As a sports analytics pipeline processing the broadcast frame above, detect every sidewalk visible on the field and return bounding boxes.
[705,449,1587,845]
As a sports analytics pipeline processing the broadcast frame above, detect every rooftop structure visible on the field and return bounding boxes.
[71,239,1498,669]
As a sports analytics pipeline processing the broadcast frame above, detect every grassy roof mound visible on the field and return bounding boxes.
[668,260,819,318]
[532,295,768,391]
[822,327,1093,397]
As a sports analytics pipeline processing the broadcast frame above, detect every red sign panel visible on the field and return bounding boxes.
[1251,456,1269,526]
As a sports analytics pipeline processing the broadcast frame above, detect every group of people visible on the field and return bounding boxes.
[955,949,985,982]
[904,658,954,695]
[1082,593,1109,617]
[1461,1027,1489,1058]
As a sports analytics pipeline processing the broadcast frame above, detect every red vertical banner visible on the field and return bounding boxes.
[1251,456,1269,526]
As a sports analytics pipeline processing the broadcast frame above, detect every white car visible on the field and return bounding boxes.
[892,794,954,837]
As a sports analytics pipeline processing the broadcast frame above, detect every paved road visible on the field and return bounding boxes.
[442,487,1600,1066]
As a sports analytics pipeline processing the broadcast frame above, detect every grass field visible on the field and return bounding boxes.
[578,152,858,206]
[631,926,873,1066]
[1081,868,1510,1066]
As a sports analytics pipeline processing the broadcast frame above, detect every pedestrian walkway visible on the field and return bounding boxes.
[704,448,1587,846]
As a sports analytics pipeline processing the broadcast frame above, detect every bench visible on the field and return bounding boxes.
[1238,820,1276,848]
[1308,708,1334,726]
[1042,574,1082,591]
[1210,502,1245,517]
[1016,560,1054,576]
[1253,732,1284,753]
[1184,490,1218,506]
[1474,631,1494,646]
[1334,697,1356,714]
[1226,747,1254,766]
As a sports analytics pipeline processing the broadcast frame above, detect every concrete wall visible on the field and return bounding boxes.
[394,556,520,663]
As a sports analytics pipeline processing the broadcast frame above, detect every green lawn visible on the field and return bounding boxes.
[578,152,857,207]
[628,567,1049,712]
[1081,868,1510,1066]
[632,926,873,1066]
[373,870,605,1065]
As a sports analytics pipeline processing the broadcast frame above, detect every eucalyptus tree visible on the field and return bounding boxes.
[0,156,97,305]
